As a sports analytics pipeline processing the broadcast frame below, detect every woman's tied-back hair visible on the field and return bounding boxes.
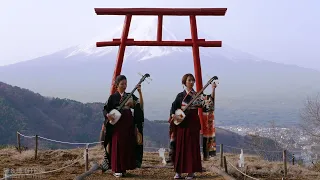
[115,75,127,87]
[181,73,195,85]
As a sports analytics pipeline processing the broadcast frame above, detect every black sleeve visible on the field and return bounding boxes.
[132,94,140,106]
[103,95,114,117]
[102,95,116,148]
[133,101,144,126]
[170,93,182,115]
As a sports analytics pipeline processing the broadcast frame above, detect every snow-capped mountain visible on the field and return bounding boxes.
[65,16,259,63]
[66,16,192,60]
[1,16,320,125]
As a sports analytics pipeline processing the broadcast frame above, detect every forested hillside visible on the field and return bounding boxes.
[0,81,282,153]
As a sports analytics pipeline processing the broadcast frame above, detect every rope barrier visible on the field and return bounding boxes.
[14,131,302,180]
[0,155,82,180]
[225,159,260,180]
[9,132,310,180]
[223,145,302,153]
[224,145,282,152]
[17,132,221,151]
[16,132,302,156]
[17,131,103,145]
[16,132,36,138]
[38,136,103,145]
[17,132,167,151]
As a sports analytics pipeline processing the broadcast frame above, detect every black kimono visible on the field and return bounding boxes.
[101,92,144,171]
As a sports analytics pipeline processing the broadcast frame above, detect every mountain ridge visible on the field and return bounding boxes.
[0,81,285,154]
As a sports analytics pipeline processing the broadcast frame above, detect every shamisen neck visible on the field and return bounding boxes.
[118,91,125,96]
[185,88,195,94]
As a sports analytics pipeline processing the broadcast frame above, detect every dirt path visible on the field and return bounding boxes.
[0,147,226,180]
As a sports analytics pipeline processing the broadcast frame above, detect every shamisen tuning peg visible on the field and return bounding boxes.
[145,79,150,84]
[206,74,219,85]
[138,72,152,82]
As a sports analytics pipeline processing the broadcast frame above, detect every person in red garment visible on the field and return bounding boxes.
[104,75,144,178]
[170,73,216,179]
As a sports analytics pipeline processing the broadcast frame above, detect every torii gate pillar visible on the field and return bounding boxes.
[95,8,227,158]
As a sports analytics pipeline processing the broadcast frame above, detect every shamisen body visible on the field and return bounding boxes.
[169,73,218,180]
[102,74,149,178]
[107,73,150,125]
[172,75,218,125]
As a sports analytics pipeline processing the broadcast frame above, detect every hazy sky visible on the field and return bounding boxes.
[0,0,319,70]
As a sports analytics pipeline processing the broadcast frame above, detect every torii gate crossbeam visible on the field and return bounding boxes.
[95,7,227,158]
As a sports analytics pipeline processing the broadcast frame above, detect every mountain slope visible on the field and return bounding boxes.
[1,16,320,126]
[0,81,284,154]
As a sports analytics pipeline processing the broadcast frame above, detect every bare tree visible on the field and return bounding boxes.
[300,93,320,141]
[245,131,283,161]
[269,120,280,148]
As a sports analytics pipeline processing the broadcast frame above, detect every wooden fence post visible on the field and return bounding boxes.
[220,144,224,167]
[35,135,38,160]
[283,150,287,177]
[17,132,21,153]
[85,144,89,172]
[244,166,248,180]
[292,153,295,165]
[223,156,228,174]
[4,168,12,180]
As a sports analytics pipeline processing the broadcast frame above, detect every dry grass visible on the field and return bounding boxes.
[2,146,319,180]
[0,146,225,180]
[311,162,320,172]
[209,153,320,180]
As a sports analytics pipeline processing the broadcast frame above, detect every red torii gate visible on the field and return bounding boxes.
[95,8,227,157]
